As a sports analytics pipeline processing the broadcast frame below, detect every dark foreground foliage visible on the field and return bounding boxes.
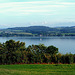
[0,40,75,64]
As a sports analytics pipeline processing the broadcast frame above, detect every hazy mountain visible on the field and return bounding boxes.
[0,26,75,36]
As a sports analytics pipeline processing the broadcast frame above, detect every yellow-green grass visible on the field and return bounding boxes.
[14,32,33,35]
[0,64,75,75]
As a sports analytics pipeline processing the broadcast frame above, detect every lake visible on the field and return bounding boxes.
[0,36,75,54]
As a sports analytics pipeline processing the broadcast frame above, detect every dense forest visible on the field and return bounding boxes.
[0,40,75,64]
[1,26,75,36]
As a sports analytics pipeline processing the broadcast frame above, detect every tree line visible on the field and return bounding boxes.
[0,40,75,64]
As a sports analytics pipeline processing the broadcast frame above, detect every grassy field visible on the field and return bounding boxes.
[0,64,75,75]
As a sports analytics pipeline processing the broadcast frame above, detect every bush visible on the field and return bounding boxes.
[0,40,75,64]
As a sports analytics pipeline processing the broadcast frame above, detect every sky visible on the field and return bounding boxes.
[0,0,75,28]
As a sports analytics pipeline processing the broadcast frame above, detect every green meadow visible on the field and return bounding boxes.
[0,64,75,75]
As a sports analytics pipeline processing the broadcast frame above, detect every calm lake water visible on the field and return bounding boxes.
[0,36,75,54]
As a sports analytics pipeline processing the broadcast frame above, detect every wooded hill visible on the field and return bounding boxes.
[0,26,75,36]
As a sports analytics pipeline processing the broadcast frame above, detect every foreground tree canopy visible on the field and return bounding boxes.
[0,40,75,64]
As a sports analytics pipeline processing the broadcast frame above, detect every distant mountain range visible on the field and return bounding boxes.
[0,26,75,36]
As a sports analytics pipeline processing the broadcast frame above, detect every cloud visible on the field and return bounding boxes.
[60,2,75,5]
[20,10,55,13]
[0,1,75,13]
[0,1,53,6]
[0,1,57,15]
[0,0,75,27]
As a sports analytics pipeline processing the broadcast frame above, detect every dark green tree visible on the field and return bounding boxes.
[46,45,58,55]
[3,40,26,64]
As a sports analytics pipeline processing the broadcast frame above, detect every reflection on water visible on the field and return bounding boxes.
[0,36,75,54]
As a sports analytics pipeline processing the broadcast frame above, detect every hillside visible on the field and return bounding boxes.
[0,26,75,36]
